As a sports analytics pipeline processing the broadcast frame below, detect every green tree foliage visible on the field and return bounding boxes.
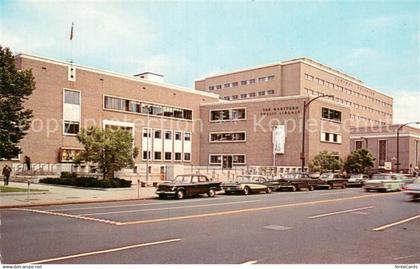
[0,46,34,159]
[343,149,376,174]
[76,127,139,180]
[309,150,343,173]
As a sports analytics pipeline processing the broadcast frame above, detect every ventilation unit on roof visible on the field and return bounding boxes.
[134,72,164,83]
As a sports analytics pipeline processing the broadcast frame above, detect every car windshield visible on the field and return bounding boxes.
[371,174,393,180]
[174,175,192,183]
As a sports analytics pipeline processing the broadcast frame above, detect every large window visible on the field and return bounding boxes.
[209,154,246,165]
[210,108,246,121]
[321,131,341,144]
[322,107,342,122]
[210,132,246,142]
[64,89,80,105]
[104,96,193,120]
[379,140,387,166]
[64,121,80,134]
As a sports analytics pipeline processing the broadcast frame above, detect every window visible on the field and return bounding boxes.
[165,152,172,161]
[249,92,256,97]
[249,79,256,84]
[378,140,387,166]
[154,152,162,160]
[210,108,246,121]
[210,132,246,142]
[355,141,363,150]
[241,80,247,85]
[173,109,183,119]
[143,128,151,138]
[64,121,79,134]
[232,82,238,87]
[267,90,275,95]
[184,132,191,141]
[240,93,247,99]
[183,110,192,120]
[64,90,80,105]
[258,91,266,96]
[152,105,163,116]
[209,86,214,91]
[164,130,172,140]
[209,155,222,164]
[223,96,230,100]
[258,77,266,83]
[184,153,191,161]
[267,75,274,81]
[175,132,182,140]
[175,152,182,161]
[233,155,246,164]
[129,101,141,113]
[216,85,222,90]
[224,83,231,88]
[231,95,238,100]
[163,107,174,117]
[142,151,151,160]
[322,107,342,122]
[321,131,341,144]
[154,130,161,139]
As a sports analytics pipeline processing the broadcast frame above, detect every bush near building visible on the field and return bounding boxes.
[40,172,131,188]
[343,149,376,174]
[309,150,343,173]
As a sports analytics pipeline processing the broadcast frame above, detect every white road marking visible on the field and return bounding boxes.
[372,215,420,231]
[12,208,123,225]
[351,211,370,215]
[393,254,418,261]
[22,238,181,264]
[308,206,374,219]
[82,199,261,216]
[263,225,292,231]
[242,260,257,264]
[44,197,226,212]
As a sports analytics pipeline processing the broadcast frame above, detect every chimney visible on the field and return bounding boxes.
[134,72,164,83]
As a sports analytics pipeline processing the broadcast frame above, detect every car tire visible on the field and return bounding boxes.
[290,186,297,192]
[266,187,272,194]
[327,185,332,190]
[243,186,250,195]
[341,184,346,189]
[176,190,185,199]
[308,185,315,191]
[208,188,216,198]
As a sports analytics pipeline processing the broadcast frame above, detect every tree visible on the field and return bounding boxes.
[343,149,376,174]
[76,127,139,180]
[309,150,342,173]
[0,46,34,159]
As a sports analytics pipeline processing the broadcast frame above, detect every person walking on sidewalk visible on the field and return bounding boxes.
[24,155,31,171]
[2,164,12,185]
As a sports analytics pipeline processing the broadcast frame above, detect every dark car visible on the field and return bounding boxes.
[317,173,347,189]
[277,173,318,191]
[156,174,222,199]
[221,175,275,195]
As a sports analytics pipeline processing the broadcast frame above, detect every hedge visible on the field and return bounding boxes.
[39,172,131,188]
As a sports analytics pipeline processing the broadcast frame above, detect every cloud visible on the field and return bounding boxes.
[393,90,420,123]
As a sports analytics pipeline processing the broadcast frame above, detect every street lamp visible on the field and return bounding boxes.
[396,121,420,173]
[301,94,334,172]
[144,105,153,185]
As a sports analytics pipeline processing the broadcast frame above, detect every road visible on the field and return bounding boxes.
[1,188,419,264]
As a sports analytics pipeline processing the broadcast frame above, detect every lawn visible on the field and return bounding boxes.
[0,186,47,193]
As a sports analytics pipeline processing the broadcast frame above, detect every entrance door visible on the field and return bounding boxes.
[222,155,233,169]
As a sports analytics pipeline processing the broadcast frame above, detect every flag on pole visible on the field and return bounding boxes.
[70,22,74,40]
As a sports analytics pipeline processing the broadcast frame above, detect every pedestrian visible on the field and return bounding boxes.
[2,164,12,186]
[24,155,31,171]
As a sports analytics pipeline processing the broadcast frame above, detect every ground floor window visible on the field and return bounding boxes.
[164,152,172,161]
[209,154,246,168]
[154,152,162,160]
[184,153,191,161]
[175,152,182,161]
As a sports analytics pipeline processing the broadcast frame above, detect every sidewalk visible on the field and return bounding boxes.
[0,181,158,208]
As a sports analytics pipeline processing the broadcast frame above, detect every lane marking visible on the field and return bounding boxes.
[242,260,257,264]
[393,254,418,261]
[22,238,181,264]
[118,192,398,226]
[82,199,261,216]
[307,206,374,219]
[263,225,292,231]
[44,197,226,212]
[372,215,420,231]
[351,211,370,215]
[12,208,123,225]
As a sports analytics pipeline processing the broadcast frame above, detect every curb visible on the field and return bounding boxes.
[0,191,49,196]
[0,196,158,209]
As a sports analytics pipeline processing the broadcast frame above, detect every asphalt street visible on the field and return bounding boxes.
[1,188,419,264]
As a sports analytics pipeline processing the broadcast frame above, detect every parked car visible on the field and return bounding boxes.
[317,173,347,189]
[221,175,274,195]
[277,173,318,191]
[402,178,420,200]
[363,173,407,192]
[347,174,370,187]
[156,174,222,199]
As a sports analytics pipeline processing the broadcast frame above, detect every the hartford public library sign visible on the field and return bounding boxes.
[260,106,301,116]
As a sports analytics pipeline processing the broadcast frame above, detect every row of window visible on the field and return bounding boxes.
[210,108,246,121]
[209,132,246,143]
[104,96,193,120]
[222,89,275,101]
[209,154,246,165]
[305,88,392,118]
[142,128,191,162]
[208,75,275,91]
[321,107,342,122]
[320,131,342,144]
[351,114,386,126]
[304,73,392,109]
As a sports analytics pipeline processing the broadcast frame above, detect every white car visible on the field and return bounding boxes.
[363,174,407,192]
[402,178,420,200]
[347,174,369,187]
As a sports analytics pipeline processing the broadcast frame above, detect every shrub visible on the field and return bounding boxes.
[39,175,131,188]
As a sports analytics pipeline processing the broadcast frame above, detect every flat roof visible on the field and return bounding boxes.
[196,57,393,99]
[16,53,220,99]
